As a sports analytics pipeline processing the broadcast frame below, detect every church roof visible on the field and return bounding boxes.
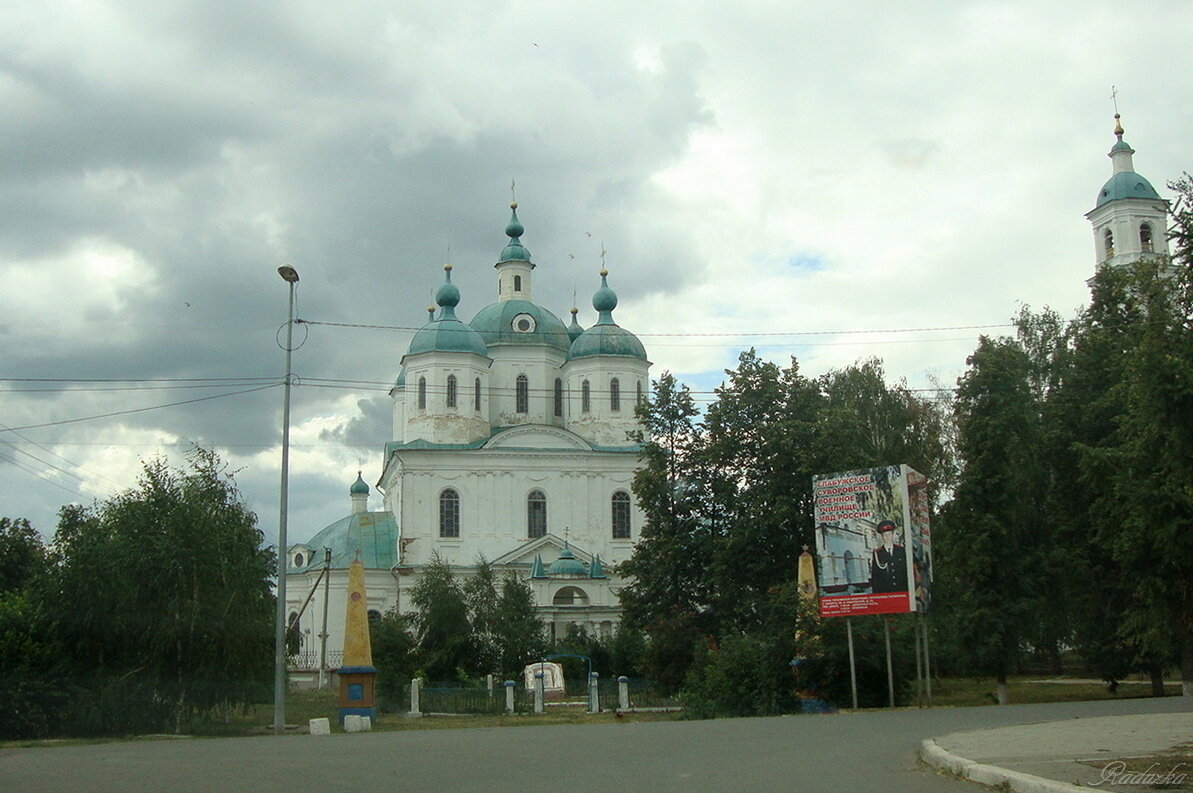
[1096,170,1161,206]
[406,265,490,358]
[498,203,533,263]
[568,270,647,361]
[289,511,398,572]
[470,298,571,353]
[546,541,588,577]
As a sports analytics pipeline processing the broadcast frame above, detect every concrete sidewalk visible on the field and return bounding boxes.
[922,712,1192,792]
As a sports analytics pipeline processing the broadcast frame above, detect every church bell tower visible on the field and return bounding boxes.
[1084,112,1170,273]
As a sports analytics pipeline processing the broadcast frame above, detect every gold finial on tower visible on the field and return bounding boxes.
[1111,85,1124,137]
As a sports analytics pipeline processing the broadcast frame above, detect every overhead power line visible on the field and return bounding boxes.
[297,318,1013,338]
[0,384,280,433]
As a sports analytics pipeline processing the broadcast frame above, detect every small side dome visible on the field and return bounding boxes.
[406,266,490,358]
[350,472,370,495]
[546,542,588,577]
[394,367,407,388]
[499,202,533,263]
[567,306,584,343]
[568,270,647,361]
[592,269,618,312]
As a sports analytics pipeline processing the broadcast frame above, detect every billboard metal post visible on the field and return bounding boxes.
[883,616,895,708]
[914,615,924,707]
[846,617,859,710]
[923,614,933,707]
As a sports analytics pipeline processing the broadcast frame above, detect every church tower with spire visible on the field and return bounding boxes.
[1085,113,1170,272]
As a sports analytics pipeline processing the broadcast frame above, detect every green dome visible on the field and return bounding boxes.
[546,542,588,577]
[567,307,584,343]
[470,299,571,353]
[407,317,490,357]
[349,472,369,495]
[499,203,532,263]
[289,511,398,572]
[567,271,646,361]
[407,267,490,358]
[569,323,648,361]
[1096,170,1161,207]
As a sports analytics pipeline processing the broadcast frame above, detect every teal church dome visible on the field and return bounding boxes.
[567,307,584,343]
[290,511,398,572]
[470,206,570,352]
[407,265,490,358]
[1096,170,1161,207]
[350,472,370,496]
[471,299,571,353]
[546,542,588,577]
[568,271,647,361]
[499,203,533,263]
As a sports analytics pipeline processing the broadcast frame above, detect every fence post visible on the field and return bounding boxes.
[486,673,494,697]
[410,677,422,717]
[533,671,544,714]
[618,675,629,711]
[588,672,600,713]
[504,680,515,713]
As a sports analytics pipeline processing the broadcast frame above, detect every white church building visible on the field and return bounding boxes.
[286,113,1171,678]
[285,203,651,677]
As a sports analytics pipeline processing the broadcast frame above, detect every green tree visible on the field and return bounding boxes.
[0,518,46,595]
[39,449,274,733]
[410,553,473,680]
[937,336,1044,703]
[463,557,501,673]
[492,574,546,678]
[371,608,418,707]
[1107,254,1193,695]
[619,371,709,686]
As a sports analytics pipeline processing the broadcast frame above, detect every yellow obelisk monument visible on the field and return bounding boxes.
[337,554,377,724]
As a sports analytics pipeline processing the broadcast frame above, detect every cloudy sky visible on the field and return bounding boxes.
[3,1,1191,546]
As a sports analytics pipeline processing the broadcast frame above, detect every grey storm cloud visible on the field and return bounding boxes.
[0,1,714,537]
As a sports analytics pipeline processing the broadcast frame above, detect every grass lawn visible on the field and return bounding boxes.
[926,675,1183,708]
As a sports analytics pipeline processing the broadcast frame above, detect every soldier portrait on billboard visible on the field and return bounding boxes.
[869,520,908,594]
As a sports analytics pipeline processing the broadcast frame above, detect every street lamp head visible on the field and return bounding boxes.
[278,265,300,283]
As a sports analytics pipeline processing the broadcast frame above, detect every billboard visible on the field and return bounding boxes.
[813,465,931,618]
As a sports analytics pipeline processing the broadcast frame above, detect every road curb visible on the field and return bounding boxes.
[920,738,1090,793]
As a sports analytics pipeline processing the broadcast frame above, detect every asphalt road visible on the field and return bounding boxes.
[3,696,1189,793]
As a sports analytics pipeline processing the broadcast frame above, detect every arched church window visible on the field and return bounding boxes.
[527,489,547,538]
[636,380,644,406]
[474,377,482,412]
[554,378,563,417]
[367,609,382,623]
[514,274,522,292]
[1140,223,1154,253]
[1103,228,1115,260]
[439,488,460,538]
[418,377,427,410]
[446,374,457,408]
[516,375,529,413]
[294,552,304,568]
[581,380,591,413]
[612,491,631,539]
[610,378,621,412]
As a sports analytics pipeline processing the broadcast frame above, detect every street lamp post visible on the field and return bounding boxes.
[274,264,299,735]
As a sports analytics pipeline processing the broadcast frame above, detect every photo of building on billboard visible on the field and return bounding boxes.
[813,465,931,618]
